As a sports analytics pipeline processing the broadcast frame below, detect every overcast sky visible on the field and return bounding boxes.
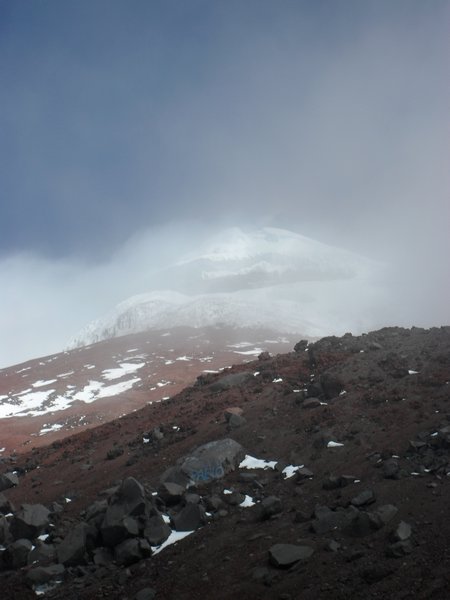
[1,1,449,367]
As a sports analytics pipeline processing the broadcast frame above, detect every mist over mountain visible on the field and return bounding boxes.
[68,227,386,348]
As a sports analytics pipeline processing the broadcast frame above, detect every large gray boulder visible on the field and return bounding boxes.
[177,438,245,485]
[11,504,50,540]
[209,372,254,392]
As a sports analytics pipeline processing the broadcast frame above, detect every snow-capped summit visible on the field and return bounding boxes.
[155,226,376,294]
[68,227,386,349]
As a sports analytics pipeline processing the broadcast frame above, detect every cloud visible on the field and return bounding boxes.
[1,2,449,366]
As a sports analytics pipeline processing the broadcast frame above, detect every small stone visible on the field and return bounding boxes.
[392,521,412,542]
[351,489,376,507]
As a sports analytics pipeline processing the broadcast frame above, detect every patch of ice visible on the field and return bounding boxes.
[39,424,63,436]
[327,441,344,448]
[0,389,56,419]
[223,489,232,495]
[203,369,219,373]
[37,534,49,541]
[32,379,58,388]
[408,370,419,375]
[234,348,263,356]
[239,455,277,470]
[239,495,255,507]
[272,378,283,383]
[0,448,5,453]
[282,465,304,479]
[58,371,74,377]
[84,365,96,369]
[102,362,145,381]
[143,437,150,444]
[176,356,192,361]
[162,514,171,523]
[157,381,170,388]
[339,390,347,396]
[65,498,71,503]
[126,348,139,353]
[151,530,194,555]
[254,371,260,376]
[165,360,174,365]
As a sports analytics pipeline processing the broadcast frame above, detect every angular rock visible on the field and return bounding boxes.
[114,538,143,566]
[172,503,206,532]
[392,521,412,542]
[383,459,400,479]
[320,373,344,400]
[224,407,244,421]
[227,413,247,429]
[57,522,93,566]
[25,563,65,586]
[344,510,373,538]
[6,538,33,568]
[259,496,282,520]
[310,506,352,535]
[0,472,19,492]
[209,372,253,392]
[11,504,50,540]
[294,340,308,353]
[374,504,398,526]
[28,541,56,566]
[351,489,376,507]
[144,515,171,546]
[296,467,314,480]
[101,478,149,547]
[269,543,314,568]
[158,482,185,505]
[0,492,14,514]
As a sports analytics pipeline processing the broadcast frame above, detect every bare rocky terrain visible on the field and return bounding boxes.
[0,326,449,599]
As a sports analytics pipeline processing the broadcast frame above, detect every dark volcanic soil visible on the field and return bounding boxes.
[1,326,450,599]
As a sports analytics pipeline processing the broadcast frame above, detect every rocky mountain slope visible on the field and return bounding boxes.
[0,325,296,452]
[0,326,449,599]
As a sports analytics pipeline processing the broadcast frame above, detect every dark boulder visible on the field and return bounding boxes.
[0,472,19,492]
[6,538,33,568]
[144,515,171,546]
[11,504,50,540]
[57,522,95,566]
[320,372,344,400]
[269,543,314,568]
[172,503,206,532]
[25,563,65,587]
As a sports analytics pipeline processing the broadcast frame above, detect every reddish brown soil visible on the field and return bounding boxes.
[1,326,450,599]
[0,326,297,452]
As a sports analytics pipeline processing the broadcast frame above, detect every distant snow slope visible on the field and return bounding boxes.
[68,227,386,348]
